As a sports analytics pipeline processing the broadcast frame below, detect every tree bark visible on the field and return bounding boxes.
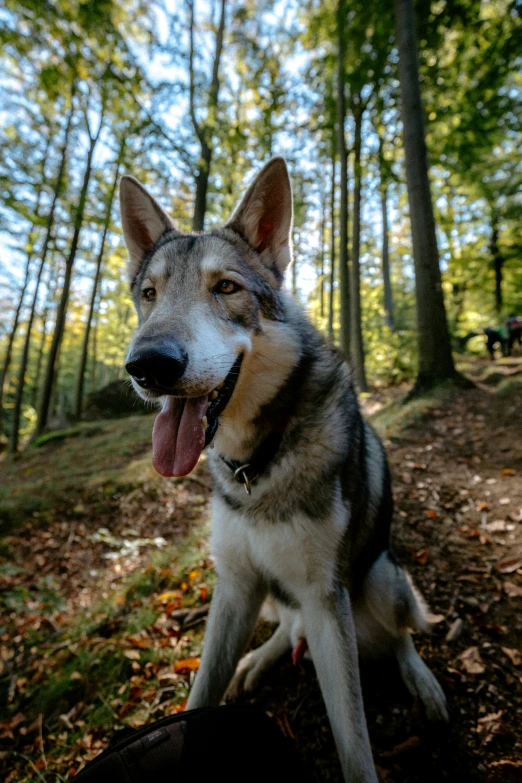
[394,0,457,391]
[9,96,75,454]
[336,0,350,358]
[30,260,59,408]
[189,0,226,231]
[378,138,394,331]
[34,110,103,439]
[349,105,367,391]
[490,213,503,314]
[319,190,326,319]
[73,140,125,419]
[328,152,336,341]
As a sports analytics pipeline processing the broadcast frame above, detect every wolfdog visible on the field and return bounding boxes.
[119,158,447,782]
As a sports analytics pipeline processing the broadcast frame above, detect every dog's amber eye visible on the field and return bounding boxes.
[215,280,240,295]
[142,288,156,302]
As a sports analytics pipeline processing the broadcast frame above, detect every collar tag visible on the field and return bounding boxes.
[233,464,253,495]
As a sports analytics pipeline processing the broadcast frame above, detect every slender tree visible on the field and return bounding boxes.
[394,0,458,391]
[377,134,394,330]
[349,95,368,391]
[9,94,75,454]
[73,138,125,419]
[328,151,336,341]
[34,101,105,438]
[0,133,53,433]
[188,0,227,230]
[336,0,350,358]
[30,259,59,408]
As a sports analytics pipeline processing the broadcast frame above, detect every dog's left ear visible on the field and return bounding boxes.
[226,157,293,281]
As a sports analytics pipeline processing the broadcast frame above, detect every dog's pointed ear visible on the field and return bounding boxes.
[119,176,179,284]
[226,157,293,282]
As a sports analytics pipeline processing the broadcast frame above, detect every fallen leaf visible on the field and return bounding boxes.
[499,497,511,506]
[379,735,422,759]
[158,591,182,604]
[504,581,522,598]
[168,699,187,714]
[486,520,506,533]
[199,585,209,602]
[446,618,463,643]
[123,650,140,661]
[174,657,200,674]
[413,548,429,565]
[501,647,522,667]
[459,646,485,675]
[497,560,522,574]
[476,711,503,745]
[426,510,437,519]
[488,759,522,783]
[127,636,151,650]
[189,569,201,582]
[501,468,516,476]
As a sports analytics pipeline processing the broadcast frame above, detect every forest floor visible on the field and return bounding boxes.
[1,355,522,783]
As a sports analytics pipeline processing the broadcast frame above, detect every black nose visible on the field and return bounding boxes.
[125,342,188,391]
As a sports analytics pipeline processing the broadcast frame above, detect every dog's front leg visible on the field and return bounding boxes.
[187,570,266,709]
[302,586,378,783]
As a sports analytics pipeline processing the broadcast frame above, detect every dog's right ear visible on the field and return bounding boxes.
[119,176,178,284]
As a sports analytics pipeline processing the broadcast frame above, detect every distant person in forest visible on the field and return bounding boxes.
[484,327,506,360]
[506,314,522,356]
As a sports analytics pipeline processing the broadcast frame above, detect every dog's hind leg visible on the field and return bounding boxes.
[226,622,291,699]
[362,551,448,722]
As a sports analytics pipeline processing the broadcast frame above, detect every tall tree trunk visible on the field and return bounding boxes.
[328,152,336,341]
[0,134,52,433]
[189,0,226,231]
[378,138,394,331]
[349,106,367,391]
[91,317,98,393]
[319,191,326,319]
[9,96,75,454]
[30,260,59,408]
[34,115,102,439]
[0,261,31,435]
[394,0,457,391]
[73,140,125,419]
[336,0,350,358]
[490,212,503,314]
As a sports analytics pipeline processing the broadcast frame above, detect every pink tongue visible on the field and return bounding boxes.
[152,395,208,477]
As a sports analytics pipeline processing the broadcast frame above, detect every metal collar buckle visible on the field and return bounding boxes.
[233,463,255,495]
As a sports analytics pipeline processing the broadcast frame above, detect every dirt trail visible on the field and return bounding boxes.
[1,358,521,782]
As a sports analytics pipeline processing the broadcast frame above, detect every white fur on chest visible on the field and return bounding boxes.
[210,491,349,596]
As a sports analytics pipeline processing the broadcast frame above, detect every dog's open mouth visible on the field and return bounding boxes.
[151,354,243,478]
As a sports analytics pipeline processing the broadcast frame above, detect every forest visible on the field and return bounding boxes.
[1,1,522,782]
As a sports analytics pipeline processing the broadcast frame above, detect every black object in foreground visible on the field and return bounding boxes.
[74,705,311,782]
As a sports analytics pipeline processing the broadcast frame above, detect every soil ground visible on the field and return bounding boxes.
[1,356,521,782]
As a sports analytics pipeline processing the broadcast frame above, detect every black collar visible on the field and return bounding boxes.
[217,352,312,494]
[220,424,289,495]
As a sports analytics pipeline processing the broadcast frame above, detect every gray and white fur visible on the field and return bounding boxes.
[119,158,448,783]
